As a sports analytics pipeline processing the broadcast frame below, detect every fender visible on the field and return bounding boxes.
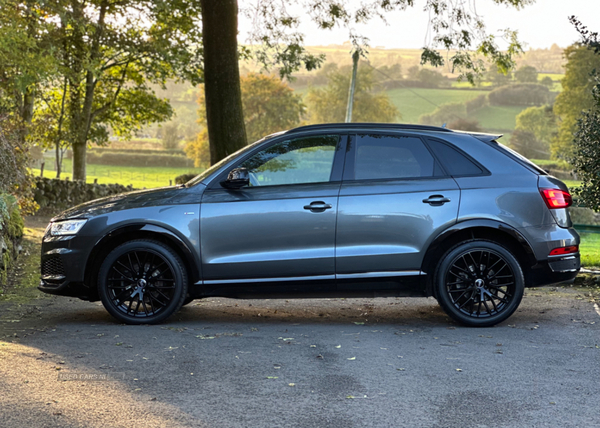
[421,218,536,296]
[88,222,202,284]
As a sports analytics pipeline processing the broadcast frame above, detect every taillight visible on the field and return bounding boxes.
[549,245,579,256]
[540,189,572,209]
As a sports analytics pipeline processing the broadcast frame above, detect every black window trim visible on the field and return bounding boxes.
[206,132,348,190]
[342,131,450,183]
[423,136,491,178]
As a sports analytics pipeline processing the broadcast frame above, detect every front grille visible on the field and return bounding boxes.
[42,256,65,277]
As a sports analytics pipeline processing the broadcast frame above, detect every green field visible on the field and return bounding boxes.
[32,158,204,189]
[386,87,488,124]
[579,233,600,268]
[470,105,525,131]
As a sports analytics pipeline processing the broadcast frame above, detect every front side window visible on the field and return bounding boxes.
[354,134,436,180]
[240,135,338,186]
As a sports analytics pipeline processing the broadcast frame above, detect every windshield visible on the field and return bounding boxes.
[185,135,279,187]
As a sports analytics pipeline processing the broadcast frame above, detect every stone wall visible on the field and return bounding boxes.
[33,177,134,211]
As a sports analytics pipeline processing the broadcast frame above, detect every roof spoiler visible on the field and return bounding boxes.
[453,130,503,143]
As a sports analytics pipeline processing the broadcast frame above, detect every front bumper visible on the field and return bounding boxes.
[38,233,97,300]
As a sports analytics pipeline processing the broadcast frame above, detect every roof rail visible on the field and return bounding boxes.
[285,122,454,134]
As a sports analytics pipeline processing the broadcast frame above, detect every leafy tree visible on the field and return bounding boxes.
[241,73,305,142]
[552,44,600,159]
[486,64,513,86]
[448,118,481,132]
[570,17,600,210]
[419,102,466,126]
[540,76,554,88]
[514,65,539,83]
[305,64,399,123]
[509,130,548,159]
[2,0,205,180]
[160,122,181,150]
[186,73,305,167]
[514,105,556,158]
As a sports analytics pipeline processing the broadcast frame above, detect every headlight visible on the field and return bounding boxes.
[50,219,88,236]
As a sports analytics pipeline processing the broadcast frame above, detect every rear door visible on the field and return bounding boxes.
[336,132,460,286]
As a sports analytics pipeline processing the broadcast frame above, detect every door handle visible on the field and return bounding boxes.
[304,201,333,212]
[423,195,451,206]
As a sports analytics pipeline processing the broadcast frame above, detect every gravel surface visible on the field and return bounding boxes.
[1,286,599,428]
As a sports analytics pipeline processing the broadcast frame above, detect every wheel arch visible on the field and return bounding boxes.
[84,223,201,300]
[421,219,537,297]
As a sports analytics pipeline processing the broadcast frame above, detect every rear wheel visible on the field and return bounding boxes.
[98,240,188,325]
[435,240,524,327]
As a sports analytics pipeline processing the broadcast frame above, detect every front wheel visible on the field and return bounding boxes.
[435,240,524,327]
[98,240,188,325]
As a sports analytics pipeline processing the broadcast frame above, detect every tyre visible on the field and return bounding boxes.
[435,240,524,327]
[98,240,188,325]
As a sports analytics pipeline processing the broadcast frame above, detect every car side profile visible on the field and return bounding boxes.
[39,123,580,326]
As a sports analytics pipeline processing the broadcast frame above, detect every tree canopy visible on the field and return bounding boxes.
[569,17,600,211]
[185,73,305,168]
[305,64,399,124]
[552,44,600,159]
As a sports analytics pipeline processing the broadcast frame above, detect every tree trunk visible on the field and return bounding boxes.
[72,142,86,180]
[201,0,247,164]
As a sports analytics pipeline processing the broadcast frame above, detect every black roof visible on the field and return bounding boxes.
[285,123,453,134]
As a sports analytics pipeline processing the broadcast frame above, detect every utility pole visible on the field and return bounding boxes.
[345,50,360,123]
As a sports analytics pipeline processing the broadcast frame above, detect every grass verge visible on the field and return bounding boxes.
[580,233,600,268]
[31,159,204,189]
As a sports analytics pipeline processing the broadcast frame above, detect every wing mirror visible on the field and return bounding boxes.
[220,167,250,189]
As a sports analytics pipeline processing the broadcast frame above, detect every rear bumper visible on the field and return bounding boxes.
[528,253,580,287]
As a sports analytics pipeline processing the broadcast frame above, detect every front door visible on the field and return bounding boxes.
[200,134,346,291]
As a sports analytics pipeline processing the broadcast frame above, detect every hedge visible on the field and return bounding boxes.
[86,152,195,168]
[33,177,134,212]
[488,84,555,107]
[0,194,24,287]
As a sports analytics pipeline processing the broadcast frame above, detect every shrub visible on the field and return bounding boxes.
[465,94,489,114]
[488,84,554,106]
[448,118,481,132]
[175,174,198,185]
[86,152,195,168]
[0,194,24,286]
[418,102,466,126]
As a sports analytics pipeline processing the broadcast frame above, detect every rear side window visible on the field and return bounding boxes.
[426,139,484,176]
[353,134,437,180]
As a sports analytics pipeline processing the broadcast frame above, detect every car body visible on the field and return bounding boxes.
[39,123,580,326]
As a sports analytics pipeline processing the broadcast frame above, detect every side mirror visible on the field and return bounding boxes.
[220,167,250,189]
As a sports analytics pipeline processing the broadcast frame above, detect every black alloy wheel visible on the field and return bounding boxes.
[98,240,188,324]
[435,240,524,327]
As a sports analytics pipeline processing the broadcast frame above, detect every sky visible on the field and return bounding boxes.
[238,0,600,50]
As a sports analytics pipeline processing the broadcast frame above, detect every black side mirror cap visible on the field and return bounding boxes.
[220,167,250,189]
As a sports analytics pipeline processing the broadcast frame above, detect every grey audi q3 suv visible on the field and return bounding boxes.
[39,123,580,326]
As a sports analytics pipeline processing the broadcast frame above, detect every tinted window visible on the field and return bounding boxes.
[354,134,435,180]
[241,135,338,186]
[426,139,483,176]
